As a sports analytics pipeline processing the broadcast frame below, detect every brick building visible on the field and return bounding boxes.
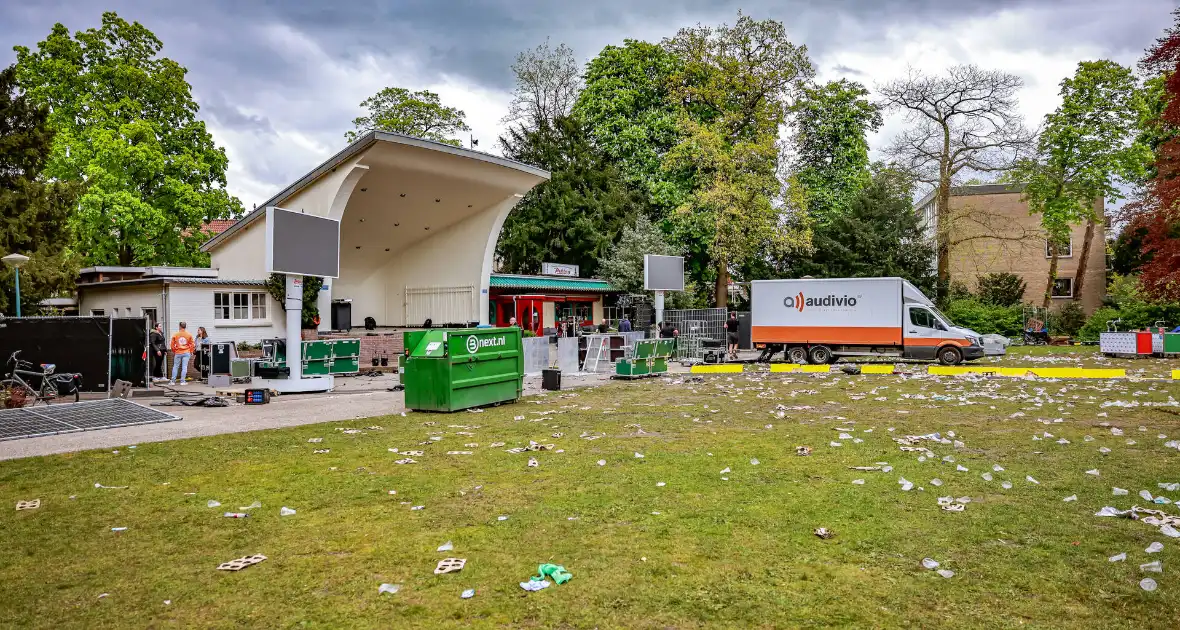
[914,184,1107,313]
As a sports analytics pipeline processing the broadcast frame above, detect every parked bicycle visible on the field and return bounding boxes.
[1,351,81,407]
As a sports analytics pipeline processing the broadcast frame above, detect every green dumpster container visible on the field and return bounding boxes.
[403,326,523,412]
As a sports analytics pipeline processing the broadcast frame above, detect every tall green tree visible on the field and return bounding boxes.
[662,13,815,307]
[783,164,935,295]
[788,79,882,224]
[1007,60,1148,307]
[573,40,685,210]
[14,12,242,267]
[346,87,469,145]
[496,116,649,277]
[0,64,81,315]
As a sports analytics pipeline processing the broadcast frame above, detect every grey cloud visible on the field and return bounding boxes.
[832,64,866,77]
[1,0,1173,206]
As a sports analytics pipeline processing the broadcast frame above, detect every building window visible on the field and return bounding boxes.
[90,309,105,316]
[1051,277,1073,299]
[142,307,157,328]
[214,291,268,323]
[1045,238,1073,258]
[251,293,267,320]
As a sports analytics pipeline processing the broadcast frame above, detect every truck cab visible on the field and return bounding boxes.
[903,303,985,364]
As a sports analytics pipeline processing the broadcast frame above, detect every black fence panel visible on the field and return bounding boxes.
[111,318,148,387]
[0,316,122,392]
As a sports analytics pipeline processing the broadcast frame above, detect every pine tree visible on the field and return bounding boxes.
[0,64,80,315]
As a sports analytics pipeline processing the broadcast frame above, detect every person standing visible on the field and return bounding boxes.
[169,321,195,385]
[726,312,740,360]
[194,326,211,377]
[619,316,632,333]
[149,323,166,381]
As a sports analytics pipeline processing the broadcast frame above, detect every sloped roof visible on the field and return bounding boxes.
[201,220,237,236]
[200,130,550,253]
[490,274,615,292]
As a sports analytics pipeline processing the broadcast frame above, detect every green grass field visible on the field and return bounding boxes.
[3,363,1180,628]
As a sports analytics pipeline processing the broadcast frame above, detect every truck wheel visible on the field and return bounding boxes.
[808,345,834,365]
[787,346,809,364]
[938,346,963,365]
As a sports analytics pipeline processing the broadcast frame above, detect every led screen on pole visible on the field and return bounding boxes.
[265,206,340,278]
[644,255,685,291]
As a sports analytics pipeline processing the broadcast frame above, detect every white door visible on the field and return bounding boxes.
[904,305,942,360]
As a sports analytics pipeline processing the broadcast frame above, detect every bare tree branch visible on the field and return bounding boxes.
[877,65,1036,290]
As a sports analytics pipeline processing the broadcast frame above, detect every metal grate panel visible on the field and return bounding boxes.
[0,398,179,441]
[663,308,727,362]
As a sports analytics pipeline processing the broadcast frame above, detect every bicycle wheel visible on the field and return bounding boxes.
[1,379,37,408]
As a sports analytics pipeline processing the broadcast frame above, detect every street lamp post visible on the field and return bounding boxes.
[2,253,30,317]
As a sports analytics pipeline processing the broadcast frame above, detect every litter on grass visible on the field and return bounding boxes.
[280,507,296,516]
[531,563,573,585]
[520,580,550,592]
[378,583,400,594]
[435,558,466,574]
[1146,542,1164,554]
[1109,553,1127,562]
[814,528,833,539]
[1141,578,1158,592]
[461,589,475,599]
[15,499,39,511]
[217,554,266,572]
[438,541,454,552]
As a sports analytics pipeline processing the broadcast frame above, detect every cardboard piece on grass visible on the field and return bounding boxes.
[15,499,40,511]
[217,554,267,572]
[435,558,466,574]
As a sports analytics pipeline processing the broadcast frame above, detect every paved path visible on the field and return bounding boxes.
[0,370,626,461]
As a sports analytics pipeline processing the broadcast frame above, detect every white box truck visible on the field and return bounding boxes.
[750,277,985,365]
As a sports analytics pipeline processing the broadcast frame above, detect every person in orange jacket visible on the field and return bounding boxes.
[169,321,195,385]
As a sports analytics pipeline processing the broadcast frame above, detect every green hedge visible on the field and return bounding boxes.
[942,299,1024,337]
[1078,303,1180,341]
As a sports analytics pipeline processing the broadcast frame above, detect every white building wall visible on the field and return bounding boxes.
[167,285,284,347]
[78,285,164,318]
[209,221,268,281]
[375,197,517,327]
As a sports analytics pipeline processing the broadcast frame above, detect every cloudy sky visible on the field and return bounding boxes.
[1,0,1172,208]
